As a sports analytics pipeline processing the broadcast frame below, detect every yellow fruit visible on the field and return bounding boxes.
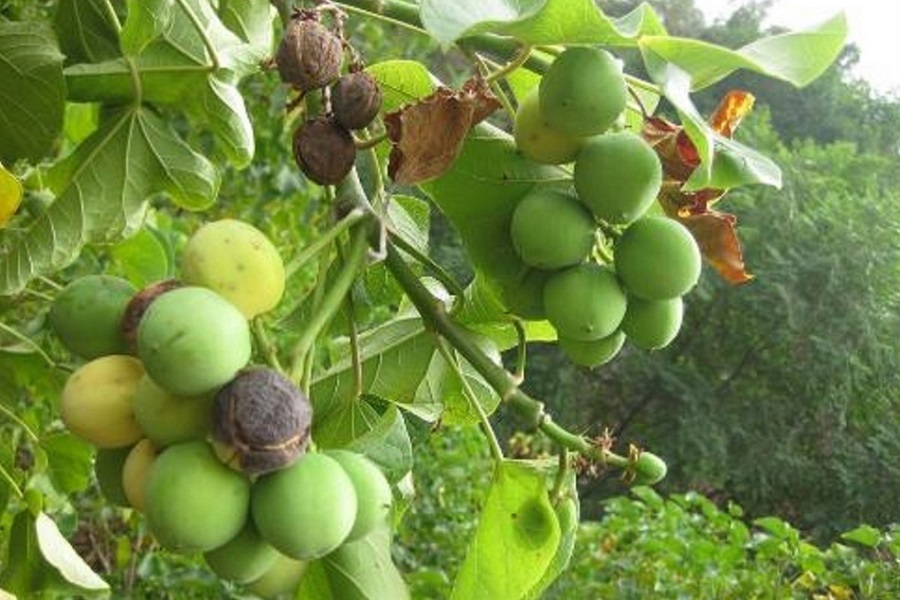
[122,439,157,512]
[513,88,584,165]
[61,355,144,448]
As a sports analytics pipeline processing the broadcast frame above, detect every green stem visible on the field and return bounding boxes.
[0,403,40,443]
[335,0,427,35]
[550,449,569,503]
[38,276,62,291]
[252,318,285,374]
[485,44,533,84]
[625,73,662,96]
[354,131,388,150]
[285,208,368,278]
[175,0,221,71]
[337,239,365,400]
[512,319,527,384]
[388,231,466,301]
[289,218,373,382]
[435,337,504,463]
[0,322,55,368]
[0,463,23,499]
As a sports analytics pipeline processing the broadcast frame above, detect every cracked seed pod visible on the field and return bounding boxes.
[332,71,383,130]
[293,116,356,185]
[276,13,343,92]
[121,279,182,354]
[212,368,312,476]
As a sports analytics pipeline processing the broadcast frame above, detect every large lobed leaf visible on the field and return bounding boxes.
[0,106,219,294]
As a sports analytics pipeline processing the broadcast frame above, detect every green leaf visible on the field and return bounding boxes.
[346,406,413,484]
[841,524,883,548]
[420,0,665,46]
[218,0,275,58]
[108,226,171,287]
[54,0,122,64]
[0,106,219,295]
[0,510,42,595]
[640,13,848,91]
[35,512,109,594]
[39,433,93,495]
[450,461,561,600]
[523,471,579,599]
[64,0,272,168]
[367,60,436,113]
[297,527,409,600]
[0,22,66,164]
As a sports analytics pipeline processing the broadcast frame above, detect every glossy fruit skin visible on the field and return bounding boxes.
[137,287,251,396]
[61,355,144,448]
[94,446,132,507]
[122,439,156,512]
[622,296,684,350]
[251,452,357,560]
[145,441,250,552]
[510,189,596,270]
[133,376,213,447]
[558,330,626,368]
[181,219,285,319]
[326,450,392,542]
[539,47,627,137]
[614,216,702,300]
[204,523,278,584]
[244,553,308,599]
[513,87,583,165]
[574,132,662,225]
[543,264,627,341]
[49,275,136,359]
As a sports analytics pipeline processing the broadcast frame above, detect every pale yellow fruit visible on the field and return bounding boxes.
[122,439,157,512]
[61,355,145,448]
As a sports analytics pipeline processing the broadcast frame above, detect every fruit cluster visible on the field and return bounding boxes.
[276,9,383,185]
[49,219,392,595]
[510,47,701,367]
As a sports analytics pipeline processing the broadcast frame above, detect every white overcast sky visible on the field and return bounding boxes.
[692,0,900,95]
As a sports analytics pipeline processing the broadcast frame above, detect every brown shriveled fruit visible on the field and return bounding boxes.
[211,368,312,476]
[121,279,182,354]
[332,71,383,130]
[275,12,343,93]
[292,116,356,185]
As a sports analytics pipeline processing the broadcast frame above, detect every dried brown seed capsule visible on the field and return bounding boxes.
[275,13,343,93]
[292,116,356,185]
[211,367,312,476]
[121,279,182,354]
[332,71,383,130]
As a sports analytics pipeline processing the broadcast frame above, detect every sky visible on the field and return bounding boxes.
[692,0,900,95]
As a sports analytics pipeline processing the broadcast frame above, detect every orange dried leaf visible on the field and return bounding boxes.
[384,77,501,185]
[710,90,755,138]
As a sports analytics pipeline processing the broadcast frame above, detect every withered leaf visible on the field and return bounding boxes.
[384,77,501,185]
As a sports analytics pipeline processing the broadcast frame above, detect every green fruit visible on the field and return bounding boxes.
[539,47,627,137]
[49,275,136,360]
[244,553,307,599]
[122,438,157,512]
[574,132,662,224]
[326,450,392,542]
[145,441,250,552]
[543,264,626,341]
[133,376,213,447]
[94,446,132,506]
[615,216,702,300]
[61,355,144,448]
[513,87,584,164]
[181,219,285,319]
[510,189,596,269]
[558,330,625,368]
[205,523,278,584]
[137,287,251,396]
[632,451,667,486]
[622,296,683,350]
[252,453,357,560]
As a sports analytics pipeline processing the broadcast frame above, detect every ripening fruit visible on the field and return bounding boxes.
[61,355,144,448]
[539,47,627,137]
[574,132,662,225]
[614,216,702,300]
[543,264,627,341]
[94,446,132,507]
[244,553,308,599]
[510,189,596,270]
[133,376,213,447]
[137,287,251,396]
[326,450,393,542]
[513,88,584,165]
[181,219,285,319]
[144,441,250,552]
[632,451,667,486]
[122,439,157,512]
[622,296,684,350]
[204,523,279,584]
[252,452,357,560]
[558,330,626,368]
[49,275,136,359]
